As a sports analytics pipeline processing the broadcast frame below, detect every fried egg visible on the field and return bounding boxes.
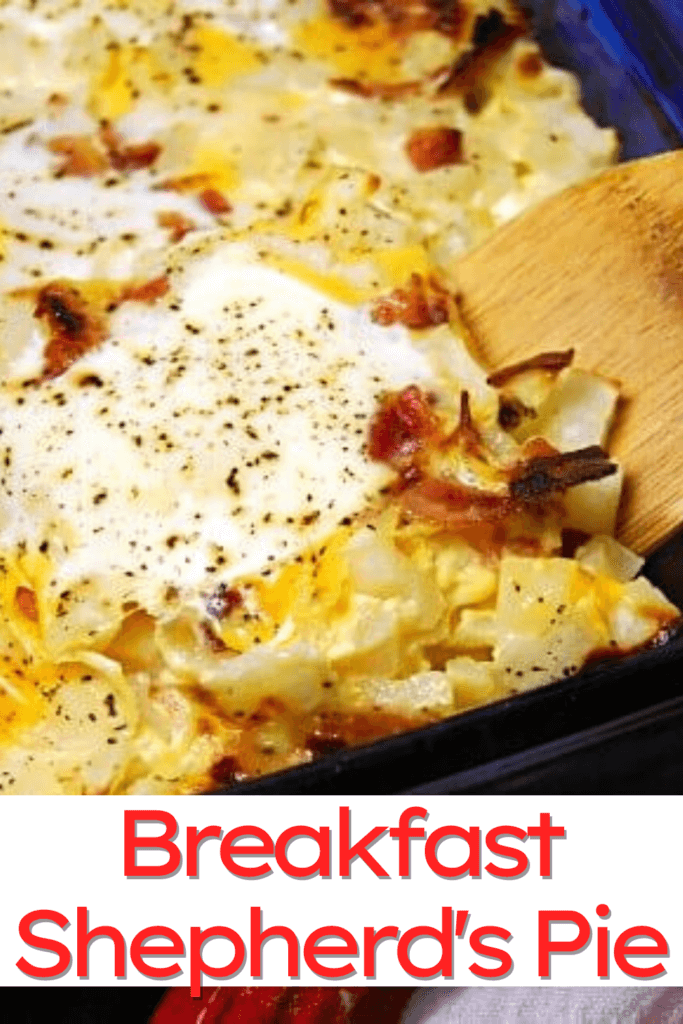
[0,0,676,793]
[0,234,435,653]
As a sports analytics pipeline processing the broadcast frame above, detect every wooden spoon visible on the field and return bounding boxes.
[453,148,683,554]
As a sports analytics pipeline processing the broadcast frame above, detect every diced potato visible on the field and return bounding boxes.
[328,595,401,678]
[494,554,609,689]
[339,669,454,715]
[452,608,498,649]
[345,529,419,600]
[608,577,679,650]
[496,555,582,635]
[530,368,619,450]
[495,607,603,690]
[434,537,476,589]
[446,656,497,707]
[435,540,498,608]
[344,529,444,634]
[505,368,558,415]
[450,562,499,608]
[563,467,623,536]
[158,614,329,714]
[576,535,644,583]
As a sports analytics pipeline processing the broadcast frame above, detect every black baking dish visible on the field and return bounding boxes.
[227,534,683,796]
[224,0,683,796]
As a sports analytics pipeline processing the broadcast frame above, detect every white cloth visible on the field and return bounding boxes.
[402,989,683,1024]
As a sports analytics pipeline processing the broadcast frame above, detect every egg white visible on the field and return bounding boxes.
[0,233,436,653]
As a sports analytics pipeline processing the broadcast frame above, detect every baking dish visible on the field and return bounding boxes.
[224,0,683,796]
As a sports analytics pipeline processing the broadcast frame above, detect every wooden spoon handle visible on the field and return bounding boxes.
[453,150,683,553]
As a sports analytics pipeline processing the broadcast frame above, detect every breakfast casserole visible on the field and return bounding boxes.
[0,0,676,792]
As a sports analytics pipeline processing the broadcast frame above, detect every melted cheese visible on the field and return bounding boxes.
[187,24,263,86]
[293,15,405,83]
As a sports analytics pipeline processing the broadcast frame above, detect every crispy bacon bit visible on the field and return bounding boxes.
[99,122,161,171]
[31,276,169,380]
[327,0,469,38]
[371,273,450,329]
[398,446,615,530]
[447,389,487,457]
[49,125,161,177]
[157,210,196,243]
[438,10,527,94]
[199,187,233,215]
[368,384,438,466]
[518,50,544,78]
[406,126,463,171]
[49,124,161,177]
[401,475,511,529]
[35,282,109,380]
[48,135,108,177]
[15,586,38,622]
[487,348,575,388]
[509,445,617,500]
[119,275,170,303]
[153,173,214,193]
[110,140,161,171]
[329,75,424,99]
[205,583,243,620]
[200,621,228,653]
[153,175,232,213]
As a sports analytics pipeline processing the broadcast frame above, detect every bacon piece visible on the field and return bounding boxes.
[401,475,512,529]
[15,586,38,621]
[327,0,469,38]
[154,173,214,193]
[153,176,232,213]
[487,348,575,388]
[35,282,109,380]
[509,445,617,500]
[368,384,438,466]
[99,122,161,171]
[157,210,197,243]
[48,135,108,177]
[31,276,169,380]
[329,76,424,99]
[446,389,485,458]
[199,187,233,215]
[119,275,170,303]
[49,126,161,177]
[371,273,450,330]
[437,10,527,95]
[110,140,161,171]
[406,126,463,171]
[200,621,228,653]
